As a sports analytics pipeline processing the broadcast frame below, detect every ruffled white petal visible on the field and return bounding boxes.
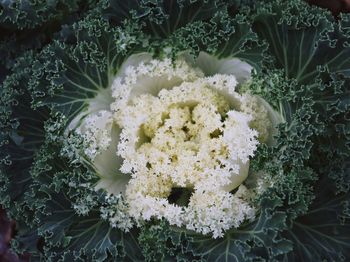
[66,87,113,132]
[74,110,130,195]
[115,52,154,79]
[111,57,203,119]
[183,51,253,83]
[93,124,130,195]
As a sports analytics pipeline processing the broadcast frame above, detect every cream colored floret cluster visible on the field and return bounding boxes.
[76,110,114,160]
[104,58,272,238]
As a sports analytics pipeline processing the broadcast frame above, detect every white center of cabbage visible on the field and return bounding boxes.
[118,82,259,197]
[74,53,282,238]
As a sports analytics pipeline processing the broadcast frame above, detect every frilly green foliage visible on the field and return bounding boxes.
[0,0,349,261]
[0,0,88,30]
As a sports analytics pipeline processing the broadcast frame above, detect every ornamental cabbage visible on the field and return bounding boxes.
[0,0,349,261]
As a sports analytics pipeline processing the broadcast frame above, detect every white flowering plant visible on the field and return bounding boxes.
[0,0,349,261]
